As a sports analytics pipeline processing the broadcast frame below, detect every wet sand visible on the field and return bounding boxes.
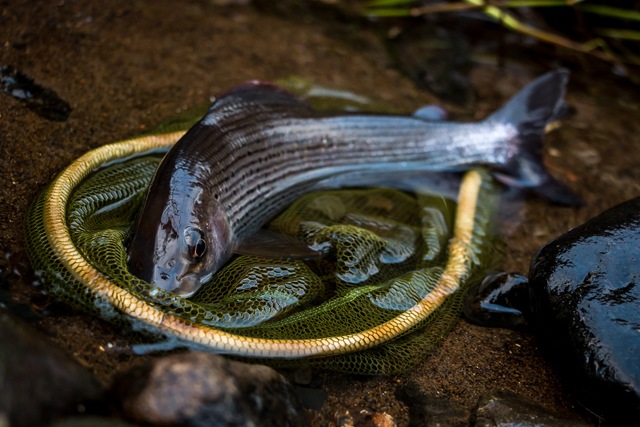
[2,1,640,425]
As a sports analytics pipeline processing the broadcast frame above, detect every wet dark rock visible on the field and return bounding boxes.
[529,197,640,425]
[473,391,591,427]
[0,309,104,427]
[463,272,530,330]
[110,351,308,427]
[0,65,71,121]
[396,380,470,426]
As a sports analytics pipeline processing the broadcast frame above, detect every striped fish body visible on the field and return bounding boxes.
[127,71,580,296]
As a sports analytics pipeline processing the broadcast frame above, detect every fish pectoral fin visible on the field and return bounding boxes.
[235,229,325,260]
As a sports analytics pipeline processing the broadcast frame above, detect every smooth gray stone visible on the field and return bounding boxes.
[110,351,308,427]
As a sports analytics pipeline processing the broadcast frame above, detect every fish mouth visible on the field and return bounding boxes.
[145,267,202,298]
[172,273,202,298]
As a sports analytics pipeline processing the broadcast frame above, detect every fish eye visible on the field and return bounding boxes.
[184,227,207,260]
[194,238,207,258]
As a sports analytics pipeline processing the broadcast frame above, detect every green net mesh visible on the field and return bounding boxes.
[25,155,498,373]
[24,80,500,374]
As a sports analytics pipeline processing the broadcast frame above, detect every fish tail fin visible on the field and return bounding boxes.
[488,69,583,206]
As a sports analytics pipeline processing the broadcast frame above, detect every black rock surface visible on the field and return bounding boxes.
[529,197,640,425]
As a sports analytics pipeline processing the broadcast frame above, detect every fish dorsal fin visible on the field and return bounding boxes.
[235,229,324,260]
[206,81,313,117]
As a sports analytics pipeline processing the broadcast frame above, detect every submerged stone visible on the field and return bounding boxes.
[463,272,530,330]
[474,391,591,427]
[1,65,71,121]
[397,383,590,426]
[529,197,640,425]
[396,380,471,426]
[385,26,472,105]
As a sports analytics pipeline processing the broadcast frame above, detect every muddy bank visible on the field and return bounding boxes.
[2,1,640,425]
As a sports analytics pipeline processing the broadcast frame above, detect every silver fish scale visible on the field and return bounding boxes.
[192,110,513,242]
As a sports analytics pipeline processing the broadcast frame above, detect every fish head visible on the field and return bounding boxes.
[128,181,233,298]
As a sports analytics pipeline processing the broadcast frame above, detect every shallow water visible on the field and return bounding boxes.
[1,1,640,425]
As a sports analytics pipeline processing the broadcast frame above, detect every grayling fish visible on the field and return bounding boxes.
[127,70,580,297]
